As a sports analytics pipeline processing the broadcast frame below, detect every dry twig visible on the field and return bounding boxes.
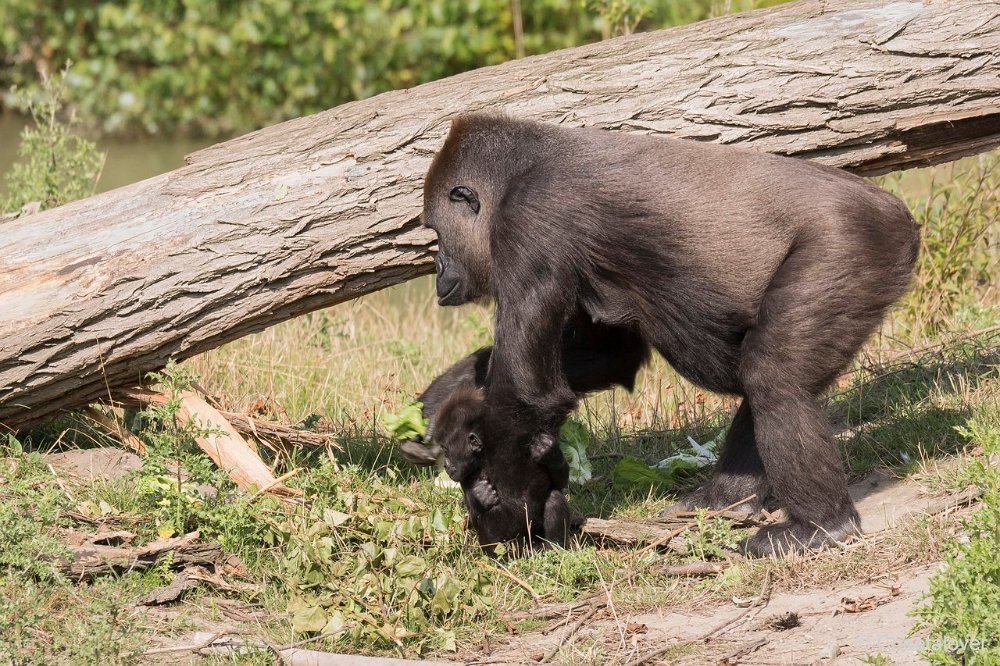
[541,604,600,663]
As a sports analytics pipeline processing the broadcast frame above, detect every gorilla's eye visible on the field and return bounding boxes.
[449,186,480,214]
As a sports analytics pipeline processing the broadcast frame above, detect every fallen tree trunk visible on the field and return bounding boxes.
[2,0,999,429]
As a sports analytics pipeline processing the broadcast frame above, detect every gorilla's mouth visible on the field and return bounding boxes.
[437,282,460,305]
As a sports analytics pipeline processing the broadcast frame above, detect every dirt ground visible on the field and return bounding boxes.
[467,471,969,666]
[474,564,934,665]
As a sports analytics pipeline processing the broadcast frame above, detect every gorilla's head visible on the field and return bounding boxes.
[422,114,546,306]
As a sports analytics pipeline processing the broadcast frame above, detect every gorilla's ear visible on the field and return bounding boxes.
[468,432,484,454]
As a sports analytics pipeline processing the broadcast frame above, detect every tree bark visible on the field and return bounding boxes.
[2,0,999,429]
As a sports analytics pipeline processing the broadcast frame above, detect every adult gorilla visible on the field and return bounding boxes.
[420,114,918,556]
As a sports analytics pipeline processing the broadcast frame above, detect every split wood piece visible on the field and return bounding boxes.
[146,632,457,665]
[59,530,221,578]
[225,411,337,451]
[62,529,137,547]
[134,568,201,606]
[661,509,760,525]
[177,391,302,498]
[83,406,147,455]
[579,518,687,553]
[278,650,457,666]
[4,0,1000,431]
[581,494,761,552]
[118,387,336,450]
[652,561,731,577]
[918,485,982,518]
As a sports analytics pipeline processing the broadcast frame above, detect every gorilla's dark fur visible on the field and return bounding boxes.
[431,386,571,551]
[419,114,919,556]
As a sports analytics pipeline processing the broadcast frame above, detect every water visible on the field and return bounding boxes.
[0,112,213,197]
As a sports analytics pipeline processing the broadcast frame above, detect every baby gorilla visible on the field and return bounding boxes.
[432,386,571,552]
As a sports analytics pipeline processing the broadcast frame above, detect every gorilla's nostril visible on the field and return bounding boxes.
[435,254,445,273]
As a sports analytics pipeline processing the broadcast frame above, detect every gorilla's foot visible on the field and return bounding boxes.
[742,509,861,557]
[658,475,768,517]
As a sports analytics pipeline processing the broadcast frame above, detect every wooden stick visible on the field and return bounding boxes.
[115,387,336,449]
[143,633,224,656]
[83,406,147,455]
[541,604,599,663]
[247,467,302,503]
[655,561,730,577]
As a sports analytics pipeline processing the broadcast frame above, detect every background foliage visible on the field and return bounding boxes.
[0,0,788,137]
[1,68,104,214]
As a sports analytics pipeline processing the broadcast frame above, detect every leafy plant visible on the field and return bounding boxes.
[0,453,71,581]
[612,430,723,487]
[559,418,593,484]
[682,510,741,560]
[277,462,493,652]
[913,414,1000,664]
[878,153,1000,340]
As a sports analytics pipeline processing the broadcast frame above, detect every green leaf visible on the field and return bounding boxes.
[321,610,348,636]
[395,555,427,578]
[323,508,351,527]
[290,603,327,634]
[559,418,593,484]
[430,508,448,533]
[612,457,670,485]
[436,628,458,651]
[430,575,462,617]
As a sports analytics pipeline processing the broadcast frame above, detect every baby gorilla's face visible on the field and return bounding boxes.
[441,431,481,482]
[432,387,487,484]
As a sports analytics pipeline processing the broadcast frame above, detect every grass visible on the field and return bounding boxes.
[1,151,997,663]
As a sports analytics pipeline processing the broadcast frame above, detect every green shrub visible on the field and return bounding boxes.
[879,153,1000,339]
[2,67,105,215]
[914,415,1000,664]
[0,448,72,581]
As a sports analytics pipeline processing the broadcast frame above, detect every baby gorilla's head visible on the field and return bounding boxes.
[431,386,487,483]
[433,387,571,553]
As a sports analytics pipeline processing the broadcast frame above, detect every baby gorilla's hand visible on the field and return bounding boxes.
[467,475,500,510]
[528,432,570,490]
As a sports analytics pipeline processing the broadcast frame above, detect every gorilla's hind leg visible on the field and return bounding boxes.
[739,246,888,557]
